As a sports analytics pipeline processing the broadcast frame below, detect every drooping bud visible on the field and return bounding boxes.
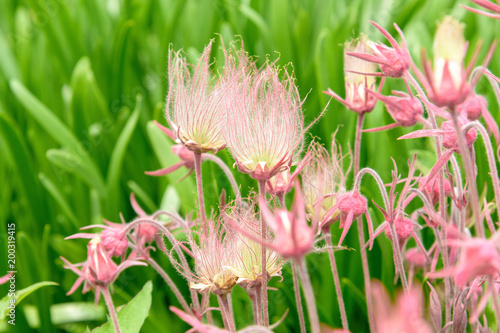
[384,216,414,245]
[100,228,128,257]
[457,93,487,120]
[441,117,477,153]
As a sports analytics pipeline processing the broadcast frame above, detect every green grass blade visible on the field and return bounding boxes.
[46,149,106,196]
[106,95,142,195]
[10,79,106,196]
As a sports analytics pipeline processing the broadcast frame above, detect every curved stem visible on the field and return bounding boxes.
[352,113,375,333]
[388,223,409,292]
[258,180,269,327]
[194,152,208,237]
[122,218,200,313]
[325,233,349,331]
[292,261,306,333]
[450,111,483,238]
[202,153,241,201]
[463,121,500,223]
[353,168,391,211]
[357,216,376,333]
[101,286,121,333]
[296,259,320,333]
[147,257,190,313]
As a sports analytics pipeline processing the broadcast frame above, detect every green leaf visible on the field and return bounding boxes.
[106,95,142,195]
[92,281,153,333]
[9,79,105,196]
[46,148,106,196]
[0,113,45,227]
[0,281,58,321]
[38,173,79,228]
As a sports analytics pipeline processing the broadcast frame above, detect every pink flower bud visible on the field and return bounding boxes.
[338,191,367,224]
[384,217,413,244]
[441,117,477,152]
[457,94,487,120]
[101,228,128,257]
[87,237,119,286]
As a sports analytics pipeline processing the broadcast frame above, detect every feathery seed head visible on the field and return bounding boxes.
[303,140,347,227]
[166,40,228,153]
[225,58,304,181]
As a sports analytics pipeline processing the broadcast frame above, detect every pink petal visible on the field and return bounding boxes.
[144,162,186,176]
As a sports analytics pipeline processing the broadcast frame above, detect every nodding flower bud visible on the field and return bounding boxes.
[384,216,414,245]
[427,17,470,108]
[225,55,304,181]
[423,174,452,205]
[369,91,423,127]
[166,40,228,153]
[441,117,477,152]
[101,228,128,257]
[335,191,372,247]
[266,170,292,196]
[87,236,119,286]
[347,22,411,78]
[457,93,487,121]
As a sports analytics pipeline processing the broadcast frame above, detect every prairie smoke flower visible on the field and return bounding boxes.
[258,187,315,259]
[430,236,500,286]
[324,36,379,114]
[302,139,348,229]
[224,205,283,289]
[422,17,470,108]
[347,21,411,78]
[175,216,237,295]
[166,40,227,153]
[457,93,499,143]
[421,174,452,205]
[333,191,373,247]
[462,0,500,19]
[225,61,304,181]
[363,91,423,131]
[265,153,311,198]
[145,121,195,179]
[371,282,433,333]
[66,224,129,257]
[61,236,145,303]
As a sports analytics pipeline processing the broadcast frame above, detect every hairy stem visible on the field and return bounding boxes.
[218,294,236,333]
[463,121,500,223]
[101,286,121,333]
[296,259,320,333]
[194,152,208,236]
[354,113,365,176]
[450,111,483,237]
[292,261,306,333]
[325,233,349,331]
[147,257,190,313]
[388,223,409,292]
[202,153,241,201]
[258,179,269,327]
[357,216,376,333]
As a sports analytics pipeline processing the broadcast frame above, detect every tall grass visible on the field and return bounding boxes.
[0,0,499,332]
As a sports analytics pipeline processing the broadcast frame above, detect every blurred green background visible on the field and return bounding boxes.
[0,0,499,332]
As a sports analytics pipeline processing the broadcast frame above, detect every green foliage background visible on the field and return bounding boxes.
[0,0,499,332]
